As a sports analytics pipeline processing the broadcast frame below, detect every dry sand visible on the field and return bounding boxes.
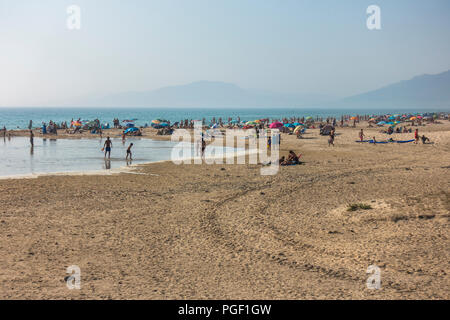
[0,121,449,299]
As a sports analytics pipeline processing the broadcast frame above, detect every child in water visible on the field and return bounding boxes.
[126,143,133,160]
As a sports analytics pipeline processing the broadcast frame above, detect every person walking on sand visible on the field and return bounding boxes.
[414,129,419,144]
[201,135,206,158]
[103,136,112,158]
[359,129,365,142]
[328,129,335,147]
[372,136,377,145]
[126,143,133,160]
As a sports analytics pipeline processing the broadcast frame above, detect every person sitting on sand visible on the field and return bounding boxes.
[126,143,133,160]
[287,150,300,165]
[421,135,430,144]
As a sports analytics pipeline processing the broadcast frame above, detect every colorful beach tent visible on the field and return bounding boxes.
[284,123,296,128]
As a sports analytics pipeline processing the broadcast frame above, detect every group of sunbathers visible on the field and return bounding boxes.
[279,150,302,166]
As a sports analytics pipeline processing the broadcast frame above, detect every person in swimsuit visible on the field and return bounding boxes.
[414,129,419,144]
[126,143,133,160]
[104,137,112,158]
[29,130,34,147]
[359,129,365,142]
[421,135,430,144]
[328,129,335,147]
[201,136,206,158]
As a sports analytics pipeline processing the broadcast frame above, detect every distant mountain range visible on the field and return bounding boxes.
[68,70,450,109]
[68,81,335,108]
[336,70,450,108]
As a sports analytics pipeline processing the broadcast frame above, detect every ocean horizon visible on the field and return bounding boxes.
[1,106,448,130]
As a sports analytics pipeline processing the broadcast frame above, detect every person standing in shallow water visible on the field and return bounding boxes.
[29,130,34,147]
[126,143,133,160]
[103,137,112,158]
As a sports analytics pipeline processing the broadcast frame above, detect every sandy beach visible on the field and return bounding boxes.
[0,121,449,299]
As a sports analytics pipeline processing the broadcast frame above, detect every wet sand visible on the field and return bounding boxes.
[0,121,449,299]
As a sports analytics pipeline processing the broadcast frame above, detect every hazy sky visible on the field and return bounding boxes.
[1,0,449,106]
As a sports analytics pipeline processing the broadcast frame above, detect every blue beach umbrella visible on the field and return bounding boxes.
[124,127,139,134]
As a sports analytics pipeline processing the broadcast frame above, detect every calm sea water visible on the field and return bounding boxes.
[0,107,441,130]
[0,136,238,177]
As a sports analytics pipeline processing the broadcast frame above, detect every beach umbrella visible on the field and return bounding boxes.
[124,127,139,134]
[305,116,313,121]
[377,121,386,125]
[246,121,257,125]
[350,116,357,120]
[152,119,161,124]
[284,123,296,128]
[294,126,304,134]
[269,122,283,129]
[159,122,169,127]
[410,117,417,121]
[388,116,395,120]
